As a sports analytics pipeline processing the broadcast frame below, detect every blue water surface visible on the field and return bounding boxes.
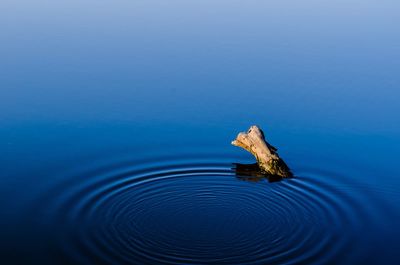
[1,1,400,264]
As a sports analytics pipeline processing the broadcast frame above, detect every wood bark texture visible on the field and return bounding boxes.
[232,125,292,178]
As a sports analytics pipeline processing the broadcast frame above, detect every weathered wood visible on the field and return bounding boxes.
[232,125,292,178]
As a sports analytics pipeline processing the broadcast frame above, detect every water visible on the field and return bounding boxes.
[1,1,400,264]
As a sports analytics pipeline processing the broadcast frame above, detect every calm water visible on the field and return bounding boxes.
[1,1,400,264]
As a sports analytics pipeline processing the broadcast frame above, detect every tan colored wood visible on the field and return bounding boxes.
[232,125,292,178]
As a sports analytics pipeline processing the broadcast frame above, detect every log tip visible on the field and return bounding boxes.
[231,132,246,147]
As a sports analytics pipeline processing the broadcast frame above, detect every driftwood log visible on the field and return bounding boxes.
[232,125,292,178]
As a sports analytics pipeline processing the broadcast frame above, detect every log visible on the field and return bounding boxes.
[231,125,292,178]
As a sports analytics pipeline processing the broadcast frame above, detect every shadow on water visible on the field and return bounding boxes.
[233,163,290,183]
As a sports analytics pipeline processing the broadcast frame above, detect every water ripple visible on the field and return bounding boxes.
[32,153,385,265]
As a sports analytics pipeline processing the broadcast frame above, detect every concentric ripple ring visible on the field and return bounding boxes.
[32,154,380,265]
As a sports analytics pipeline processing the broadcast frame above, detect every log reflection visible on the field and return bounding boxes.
[233,163,285,183]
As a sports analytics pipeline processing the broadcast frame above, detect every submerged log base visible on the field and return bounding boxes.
[232,125,292,178]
